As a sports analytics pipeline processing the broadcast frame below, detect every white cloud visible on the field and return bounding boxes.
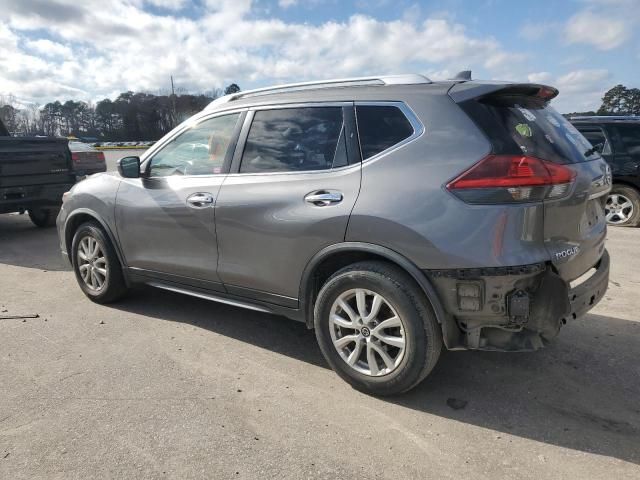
[519,21,558,41]
[565,9,632,50]
[0,0,526,104]
[24,38,73,59]
[527,72,553,84]
[278,0,298,7]
[144,0,189,10]
[548,69,611,112]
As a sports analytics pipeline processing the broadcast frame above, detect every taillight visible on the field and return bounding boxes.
[97,152,105,163]
[71,152,79,163]
[446,155,576,204]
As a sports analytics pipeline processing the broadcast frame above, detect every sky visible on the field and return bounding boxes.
[0,0,638,113]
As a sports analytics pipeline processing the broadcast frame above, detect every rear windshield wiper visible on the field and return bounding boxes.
[584,142,603,157]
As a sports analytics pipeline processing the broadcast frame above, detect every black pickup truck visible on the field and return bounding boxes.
[0,119,76,227]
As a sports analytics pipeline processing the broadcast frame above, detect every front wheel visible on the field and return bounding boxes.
[314,261,442,396]
[605,185,640,227]
[71,222,128,303]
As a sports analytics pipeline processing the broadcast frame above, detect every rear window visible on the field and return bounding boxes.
[461,96,594,164]
[356,105,414,160]
[68,142,94,151]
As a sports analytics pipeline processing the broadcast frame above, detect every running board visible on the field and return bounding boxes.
[147,282,273,314]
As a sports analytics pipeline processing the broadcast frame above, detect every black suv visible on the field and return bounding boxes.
[571,116,640,226]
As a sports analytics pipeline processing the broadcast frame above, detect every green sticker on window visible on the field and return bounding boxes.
[515,123,533,138]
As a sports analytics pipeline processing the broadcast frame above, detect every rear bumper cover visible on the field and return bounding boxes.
[565,249,609,321]
[426,249,610,351]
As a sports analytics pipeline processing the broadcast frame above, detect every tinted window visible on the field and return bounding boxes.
[615,124,640,156]
[575,127,612,155]
[240,107,345,173]
[356,105,414,160]
[461,97,594,164]
[149,113,240,177]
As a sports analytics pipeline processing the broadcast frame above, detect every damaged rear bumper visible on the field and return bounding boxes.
[566,249,609,321]
[425,249,610,352]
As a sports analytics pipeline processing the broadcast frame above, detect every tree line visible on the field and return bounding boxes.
[0,83,240,141]
[562,84,640,117]
[2,83,638,140]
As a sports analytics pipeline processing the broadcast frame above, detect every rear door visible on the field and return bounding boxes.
[214,103,361,305]
[607,123,640,182]
[509,107,610,280]
[457,88,610,281]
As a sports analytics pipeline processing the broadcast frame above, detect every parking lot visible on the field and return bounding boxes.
[1,162,639,478]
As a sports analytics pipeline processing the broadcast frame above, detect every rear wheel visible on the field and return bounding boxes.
[71,222,127,303]
[605,185,640,227]
[28,207,59,228]
[314,261,442,396]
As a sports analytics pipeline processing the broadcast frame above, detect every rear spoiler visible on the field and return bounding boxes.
[448,82,559,104]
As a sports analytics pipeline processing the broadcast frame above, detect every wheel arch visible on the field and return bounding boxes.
[64,209,127,273]
[299,242,453,344]
[612,179,640,193]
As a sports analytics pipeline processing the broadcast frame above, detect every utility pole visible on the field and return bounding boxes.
[170,75,176,127]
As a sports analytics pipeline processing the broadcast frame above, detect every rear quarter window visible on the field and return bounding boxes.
[461,96,594,164]
[356,105,414,160]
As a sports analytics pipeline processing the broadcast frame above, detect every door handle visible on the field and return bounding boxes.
[186,192,215,208]
[304,191,343,206]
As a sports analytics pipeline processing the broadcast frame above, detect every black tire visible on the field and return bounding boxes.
[314,261,442,396]
[606,185,640,227]
[28,207,59,228]
[71,222,127,303]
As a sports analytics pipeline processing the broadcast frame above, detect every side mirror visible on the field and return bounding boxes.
[117,156,141,178]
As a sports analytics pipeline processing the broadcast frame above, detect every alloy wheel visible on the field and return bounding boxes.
[605,193,634,225]
[77,235,108,291]
[329,289,406,376]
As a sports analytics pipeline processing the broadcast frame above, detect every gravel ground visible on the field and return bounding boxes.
[0,213,639,480]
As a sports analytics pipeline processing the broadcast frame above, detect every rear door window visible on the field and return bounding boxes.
[613,124,640,156]
[574,127,612,155]
[461,97,594,164]
[239,107,346,173]
[356,105,414,160]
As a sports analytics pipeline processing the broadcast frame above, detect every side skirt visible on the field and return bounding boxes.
[127,268,305,323]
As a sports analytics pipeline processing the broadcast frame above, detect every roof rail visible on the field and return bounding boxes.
[205,74,431,110]
[570,115,640,121]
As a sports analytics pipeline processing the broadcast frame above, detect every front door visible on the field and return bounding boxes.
[215,104,361,305]
[115,112,243,290]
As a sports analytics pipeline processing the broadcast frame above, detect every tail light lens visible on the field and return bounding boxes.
[71,152,79,163]
[446,155,576,204]
[96,152,105,163]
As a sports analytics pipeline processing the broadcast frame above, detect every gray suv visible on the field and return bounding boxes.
[57,74,611,395]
